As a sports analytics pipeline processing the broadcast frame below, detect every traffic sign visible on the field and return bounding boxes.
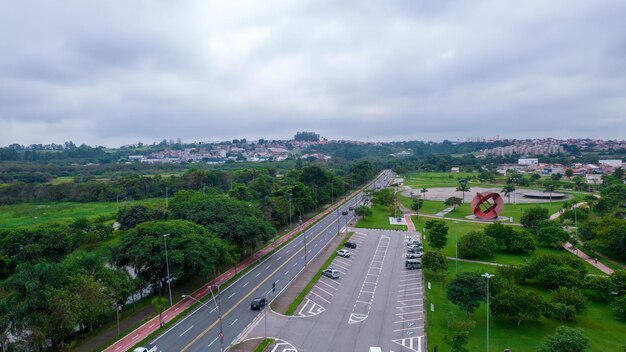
[218,331,224,339]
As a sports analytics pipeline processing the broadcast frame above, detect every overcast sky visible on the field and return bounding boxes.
[1,0,625,147]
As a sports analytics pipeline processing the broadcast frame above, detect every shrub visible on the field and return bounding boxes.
[458,231,497,259]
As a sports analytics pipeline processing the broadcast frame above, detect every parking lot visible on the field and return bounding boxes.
[243,228,426,352]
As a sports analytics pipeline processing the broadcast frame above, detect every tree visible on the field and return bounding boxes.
[372,188,395,206]
[152,296,168,327]
[583,275,615,301]
[490,287,546,325]
[565,168,574,180]
[420,187,428,201]
[422,251,448,272]
[456,179,470,204]
[447,272,486,316]
[506,231,536,253]
[551,287,589,318]
[544,181,558,202]
[354,205,372,218]
[484,222,514,248]
[611,295,626,320]
[410,198,423,212]
[458,231,497,259]
[444,196,463,208]
[496,265,523,287]
[536,224,570,248]
[425,220,448,250]
[573,176,586,192]
[520,206,549,229]
[501,183,516,204]
[117,220,232,292]
[611,270,626,296]
[117,205,166,230]
[445,319,475,352]
[539,326,589,352]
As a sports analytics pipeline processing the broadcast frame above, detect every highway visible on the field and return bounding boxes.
[140,170,394,352]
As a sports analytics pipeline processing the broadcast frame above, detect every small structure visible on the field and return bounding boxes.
[470,192,505,220]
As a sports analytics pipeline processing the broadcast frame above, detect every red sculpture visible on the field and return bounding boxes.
[471,192,505,219]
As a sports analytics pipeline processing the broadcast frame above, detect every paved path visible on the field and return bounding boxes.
[446,257,503,267]
[546,202,615,275]
[434,207,454,217]
[102,176,380,352]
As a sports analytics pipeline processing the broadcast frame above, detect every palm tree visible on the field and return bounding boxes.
[501,183,516,204]
[420,188,428,201]
[152,296,168,327]
[456,179,470,204]
[544,181,557,202]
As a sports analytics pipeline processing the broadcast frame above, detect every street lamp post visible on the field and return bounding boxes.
[182,293,223,351]
[163,234,173,306]
[454,221,460,273]
[303,230,308,268]
[481,273,495,352]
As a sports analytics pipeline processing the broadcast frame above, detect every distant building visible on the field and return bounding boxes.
[518,158,539,166]
[451,167,460,173]
[599,160,623,168]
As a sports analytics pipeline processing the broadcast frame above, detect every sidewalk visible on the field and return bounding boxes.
[101,175,382,352]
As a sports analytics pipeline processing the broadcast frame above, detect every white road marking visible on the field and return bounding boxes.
[180,325,194,336]
[208,337,218,347]
[242,282,249,288]
[309,290,331,303]
[229,318,238,327]
[228,292,236,299]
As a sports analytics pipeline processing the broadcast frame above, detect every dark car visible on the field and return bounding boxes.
[344,241,357,249]
[348,206,354,211]
[250,297,266,310]
[342,210,348,215]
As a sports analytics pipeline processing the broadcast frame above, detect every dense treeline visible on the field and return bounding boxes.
[0,162,378,350]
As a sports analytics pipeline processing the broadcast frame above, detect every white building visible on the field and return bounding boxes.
[599,160,623,168]
[518,158,539,165]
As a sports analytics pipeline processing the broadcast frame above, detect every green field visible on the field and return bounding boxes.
[355,204,407,231]
[0,198,163,228]
[424,261,626,352]
[411,216,605,275]
[402,172,507,189]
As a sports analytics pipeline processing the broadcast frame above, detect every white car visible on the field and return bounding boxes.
[337,249,351,257]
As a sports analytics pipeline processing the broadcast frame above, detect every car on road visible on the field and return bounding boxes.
[337,249,351,257]
[323,268,340,279]
[342,210,349,215]
[250,297,266,310]
[405,252,422,259]
[348,206,354,211]
[344,241,357,249]
[133,346,157,352]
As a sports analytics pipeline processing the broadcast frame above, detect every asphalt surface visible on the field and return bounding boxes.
[138,170,394,352]
[242,227,426,352]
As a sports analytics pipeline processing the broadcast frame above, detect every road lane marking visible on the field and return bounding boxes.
[208,337,218,347]
[180,325,194,336]
[242,282,249,288]
[228,292,236,299]
[229,319,238,327]
[255,273,260,278]
[179,211,343,351]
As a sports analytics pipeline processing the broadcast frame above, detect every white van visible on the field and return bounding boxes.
[369,347,382,352]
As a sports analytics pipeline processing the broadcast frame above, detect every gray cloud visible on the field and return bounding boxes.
[1,0,625,147]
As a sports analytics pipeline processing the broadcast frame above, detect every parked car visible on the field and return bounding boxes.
[407,246,423,254]
[407,240,421,246]
[406,252,422,259]
[337,249,351,258]
[405,259,422,270]
[344,241,357,249]
[323,268,340,279]
[250,297,266,310]
[407,244,422,251]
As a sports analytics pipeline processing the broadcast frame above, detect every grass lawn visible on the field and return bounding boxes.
[424,261,626,352]
[355,204,407,231]
[0,198,164,228]
[411,215,606,275]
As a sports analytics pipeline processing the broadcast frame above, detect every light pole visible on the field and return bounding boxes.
[163,234,173,306]
[115,304,121,336]
[481,273,495,352]
[182,293,223,351]
[454,221,460,273]
[208,285,225,352]
[303,230,308,268]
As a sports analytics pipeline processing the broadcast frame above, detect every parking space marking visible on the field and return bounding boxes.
[313,285,334,297]
[398,292,420,297]
[394,318,423,324]
[317,280,338,291]
[398,298,421,303]
[309,291,331,303]
[399,277,420,283]
[392,335,424,352]
[331,262,349,270]
[348,235,390,325]
[396,304,423,309]
[271,339,299,352]
[297,298,325,317]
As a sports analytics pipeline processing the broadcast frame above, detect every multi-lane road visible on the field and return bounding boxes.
[139,170,393,352]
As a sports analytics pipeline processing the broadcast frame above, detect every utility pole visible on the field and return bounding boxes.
[482,273,495,352]
[163,234,173,306]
